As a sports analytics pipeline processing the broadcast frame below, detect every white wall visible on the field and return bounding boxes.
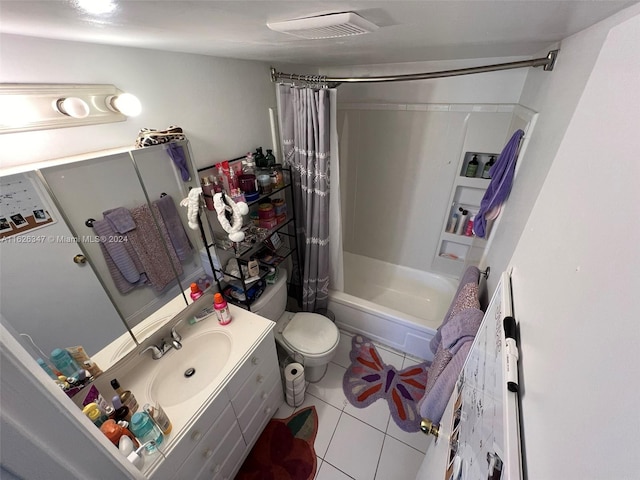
[0,34,277,169]
[507,8,640,477]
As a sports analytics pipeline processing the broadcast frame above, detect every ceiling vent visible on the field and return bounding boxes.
[267,12,378,40]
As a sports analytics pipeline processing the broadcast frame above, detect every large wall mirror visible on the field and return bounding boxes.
[0,140,207,369]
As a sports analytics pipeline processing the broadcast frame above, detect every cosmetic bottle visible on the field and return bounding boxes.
[465,217,475,236]
[254,147,267,168]
[144,402,172,436]
[265,149,276,167]
[446,211,459,234]
[190,282,203,301]
[111,379,139,414]
[465,154,479,178]
[247,256,260,277]
[456,208,469,235]
[201,177,215,211]
[130,412,164,453]
[214,293,232,325]
[50,348,81,378]
[67,345,102,378]
[100,419,139,448]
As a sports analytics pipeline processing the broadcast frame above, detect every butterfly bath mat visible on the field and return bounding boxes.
[343,335,430,432]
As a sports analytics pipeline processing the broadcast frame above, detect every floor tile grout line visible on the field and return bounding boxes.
[373,433,388,480]
[319,458,356,479]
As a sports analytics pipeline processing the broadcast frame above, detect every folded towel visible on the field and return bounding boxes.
[153,194,193,261]
[167,143,191,182]
[127,203,183,291]
[474,129,524,238]
[92,218,147,293]
[103,207,136,234]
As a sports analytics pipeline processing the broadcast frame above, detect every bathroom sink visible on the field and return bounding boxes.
[147,331,232,407]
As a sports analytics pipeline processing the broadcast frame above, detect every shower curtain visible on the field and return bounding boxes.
[277,84,342,312]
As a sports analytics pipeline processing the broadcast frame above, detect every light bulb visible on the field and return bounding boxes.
[56,97,90,118]
[109,93,141,117]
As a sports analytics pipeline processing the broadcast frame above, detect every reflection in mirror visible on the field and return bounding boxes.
[0,171,130,363]
[0,141,211,371]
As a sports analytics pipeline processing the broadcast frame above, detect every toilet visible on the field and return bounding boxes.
[251,269,340,382]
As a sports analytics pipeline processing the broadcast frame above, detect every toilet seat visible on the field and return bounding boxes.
[282,312,339,356]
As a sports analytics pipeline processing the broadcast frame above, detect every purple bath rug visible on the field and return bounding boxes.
[343,335,430,432]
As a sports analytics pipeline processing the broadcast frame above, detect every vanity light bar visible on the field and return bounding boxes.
[0,84,141,134]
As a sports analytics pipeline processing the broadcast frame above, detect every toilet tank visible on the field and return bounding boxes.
[250,269,288,321]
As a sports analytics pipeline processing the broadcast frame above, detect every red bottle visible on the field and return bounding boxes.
[190,283,203,301]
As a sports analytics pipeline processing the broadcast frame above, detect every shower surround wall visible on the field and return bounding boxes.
[337,104,517,274]
[326,57,530,276]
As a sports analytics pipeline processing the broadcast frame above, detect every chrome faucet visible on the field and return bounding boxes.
[141,325,183,360]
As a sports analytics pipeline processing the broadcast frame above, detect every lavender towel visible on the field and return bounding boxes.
[92,218,148,293]
[418,308,484,424]
[103,207,136,234]
[430,266,480,354]
[128,203,183,291]
[473,129,525,238]
[153,194,193,261]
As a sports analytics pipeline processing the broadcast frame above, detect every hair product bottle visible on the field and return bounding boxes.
[465,154,479,177]
[214,293,232,325]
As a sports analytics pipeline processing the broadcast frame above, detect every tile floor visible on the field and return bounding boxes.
[272,331,434,480]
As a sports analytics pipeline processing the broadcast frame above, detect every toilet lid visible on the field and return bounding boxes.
[282,312,339,355]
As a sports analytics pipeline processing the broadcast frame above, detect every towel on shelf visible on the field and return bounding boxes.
[430,266,481,355]
[153,194,193,261]
[92,218,148,294]
[418,307,484,424]
[127,203,183,291]
[473,129,525,238]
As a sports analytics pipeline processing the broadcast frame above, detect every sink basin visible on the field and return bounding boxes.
[147,331,232,407]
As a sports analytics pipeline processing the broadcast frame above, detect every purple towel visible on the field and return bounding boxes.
[473,129,524,238]
[419,308,484,424]
[153,194,193,261]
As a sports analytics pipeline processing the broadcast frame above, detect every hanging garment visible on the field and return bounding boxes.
[153,194,193,261]
[473,129,525,238]
[127,203,183,291]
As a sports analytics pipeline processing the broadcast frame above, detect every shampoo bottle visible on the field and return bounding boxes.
[456,208,469,235]
[50,348,81,377]
[214,293,232,325]
[465,154,479,178]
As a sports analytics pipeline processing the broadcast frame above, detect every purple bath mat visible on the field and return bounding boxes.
[343,335,430,432]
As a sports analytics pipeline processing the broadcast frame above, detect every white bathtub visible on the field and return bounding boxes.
[328,253,457,361]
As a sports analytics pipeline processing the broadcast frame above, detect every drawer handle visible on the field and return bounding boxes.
[256,374,264,384]
[191,431,202,441]
[211,464,222,474]
[264,406,272,415]
[261,392,268,400]
[203,448,214,459]
[251,356,260,365]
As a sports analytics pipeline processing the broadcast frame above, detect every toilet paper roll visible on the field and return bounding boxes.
[284,362,305,384]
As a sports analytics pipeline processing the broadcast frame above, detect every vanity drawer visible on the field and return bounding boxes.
[214,428,246,480]
[240,375,284,447]
[231,346,280,409]
[176,402,239,480]
[149,391,230,480]
[234,365,280,433]
[226,333,278,398]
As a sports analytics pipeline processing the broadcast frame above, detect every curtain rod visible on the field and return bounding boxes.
[271,50,558,87]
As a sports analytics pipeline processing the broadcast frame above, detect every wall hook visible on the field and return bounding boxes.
[85,218,95,227]
[480,266,490,280]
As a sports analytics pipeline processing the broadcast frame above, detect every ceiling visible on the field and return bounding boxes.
[0,1,636,66]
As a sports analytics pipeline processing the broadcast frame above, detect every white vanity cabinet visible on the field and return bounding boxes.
[148,330,283,480]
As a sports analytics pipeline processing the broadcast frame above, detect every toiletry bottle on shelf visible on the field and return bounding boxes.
[247,256,260,277]
[67,345,102,378]
[243,152,256,175]
[456,208,469,235]
[265,149,276,167]
[446,210,459,234]
[100,419,139,448]
[209,174,223,194]
[130,412,164,453]
[254,147,267,168]
[111,379,139,414]
[190,282,203,301]
[465,217,475,236]
[50,348,81,378]
[201,177,215,211]
[465,154,479,177]
[482,155,496,179]
[214,293,232,325]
